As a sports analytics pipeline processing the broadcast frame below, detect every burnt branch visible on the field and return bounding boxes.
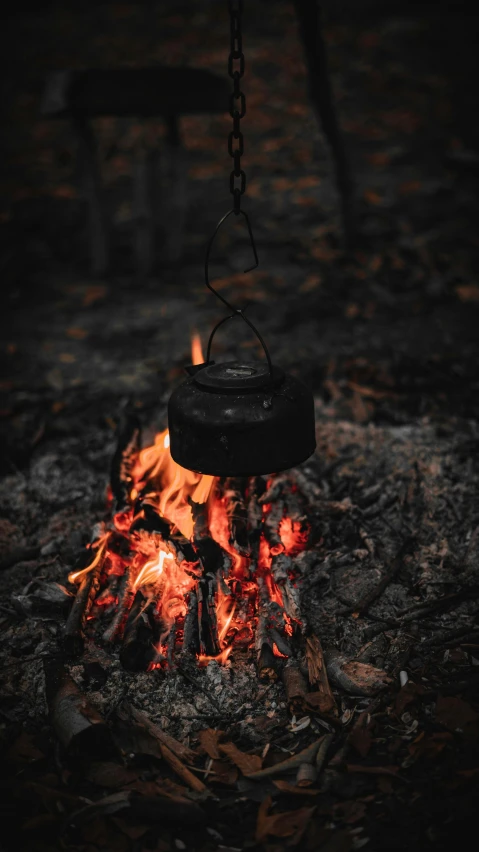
[110,411,142,512]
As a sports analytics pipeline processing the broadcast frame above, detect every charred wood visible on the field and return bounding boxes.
[352,537,415,617]
[283,660,308,714]
[63,553,102,657]
[223,477,250,556]
[194,535,232,576]
[44,659,116,757]
[182,589,200,655]
[324,648,392,696]
[189,497,209,542]
[271,553,301,620]
[247,476,266,555]
[103,569,134,644]
[110,411,141,513]
[304,633,337,715]
[262,500,285,553]
[120,590,155,671]
[198,574,220,656]
[130,502,171,538]
[258,474,289,505]
[121,701,197,762]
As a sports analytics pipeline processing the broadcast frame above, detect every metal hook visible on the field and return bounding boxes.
[204,207,273,380]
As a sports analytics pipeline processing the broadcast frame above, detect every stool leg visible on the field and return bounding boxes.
[73,116,109,276]
[133,140,155,279]
[163,113,187,266]
[293,0,355,247]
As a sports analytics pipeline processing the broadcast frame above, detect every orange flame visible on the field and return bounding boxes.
[68,533,110,584]
[191,331,204,365]
[133,429,214,539]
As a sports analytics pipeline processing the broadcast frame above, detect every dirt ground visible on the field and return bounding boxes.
[1,2,479,850]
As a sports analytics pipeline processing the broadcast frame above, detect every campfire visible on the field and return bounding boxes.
[64,335,316,701]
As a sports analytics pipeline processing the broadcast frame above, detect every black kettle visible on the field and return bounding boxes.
[167,209,316,477]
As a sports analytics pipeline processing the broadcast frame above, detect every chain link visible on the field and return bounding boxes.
[228,0,246,214]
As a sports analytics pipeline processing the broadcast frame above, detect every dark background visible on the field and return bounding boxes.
[1,0,479,452]
[1,4,479,850]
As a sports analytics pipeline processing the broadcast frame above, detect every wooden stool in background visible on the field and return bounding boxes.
[40,67,230,277]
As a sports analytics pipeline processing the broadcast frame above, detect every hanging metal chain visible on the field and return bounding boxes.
[201,1,273,381]
[228,0,246,215]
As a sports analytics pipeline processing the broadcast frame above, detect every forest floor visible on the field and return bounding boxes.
[0,2,479,850]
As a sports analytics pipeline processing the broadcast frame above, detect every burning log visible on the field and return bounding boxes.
[247,476,266,554]
[130,502,171,538]
[195,536,232,577]
[258,474,290,505]
[271,553,301,621]
[44,659,116,756]
[120,590,155,671]
[255,576,290,680]
[262,499,285,553]
[290,467,322,504]
[223,477,251,556]
[197,573,220,656]
[103,568,135,644]
[110,411,142,512]
[189,497,209,542]
[63,551,103,656]
[182,589,200,655]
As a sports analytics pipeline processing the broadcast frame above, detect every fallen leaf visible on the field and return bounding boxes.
[256,795,316,844]
[219,741,262,775]
[305,691,336,715]
[7,731,45,764]
[273,780,320,796]
[85,762,140,789]
[198,728,223,760]
[348,722,373,758]
[210,759,238,786]
[436,696,478,738]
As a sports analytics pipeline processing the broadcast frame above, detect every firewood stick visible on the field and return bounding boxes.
[124,702,197,763]
[159,742,208,794]
[103,568,134,644]
[63,557,102,656]
[257,474,289,505]
[197,574,220,656]
[283,660,308,714]
[315,732,334,771]
[44,660,116,756]
[110,411,142,513]
[244,739,323,779]
[182,589,200,655]
[296,762,318,786]
[271,553,301,620]
[247,476,266,553]
[120,590,154,671]
[352,537,415,617]
[290,468,322,504]
[305,634,337,715]
[224,477,251,556]
[167,620,177,667]
[263,501,285,552]
[189,497,209,542]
